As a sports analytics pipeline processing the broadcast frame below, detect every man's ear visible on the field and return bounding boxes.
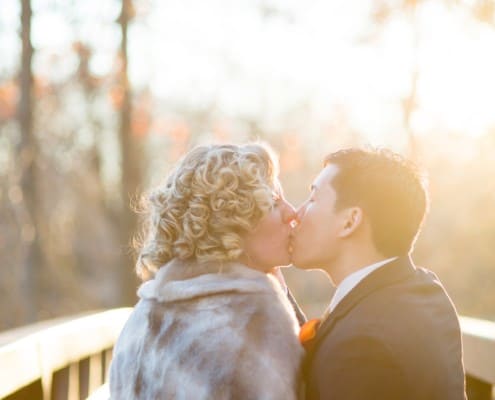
[338,207,363,238]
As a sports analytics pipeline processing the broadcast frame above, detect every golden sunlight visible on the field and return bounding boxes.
[416,2,495,137]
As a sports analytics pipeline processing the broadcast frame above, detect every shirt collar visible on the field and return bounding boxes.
[327,256,398,314]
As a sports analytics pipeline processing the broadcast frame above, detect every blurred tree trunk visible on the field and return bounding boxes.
[18,0,42,322]
[117,0,140,305]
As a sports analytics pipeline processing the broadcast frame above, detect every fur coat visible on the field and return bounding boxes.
[109,259,304,400]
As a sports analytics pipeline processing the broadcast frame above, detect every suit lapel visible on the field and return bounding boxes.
[311,256,416,353]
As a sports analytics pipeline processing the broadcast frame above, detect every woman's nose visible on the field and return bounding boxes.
[281,200,297,224]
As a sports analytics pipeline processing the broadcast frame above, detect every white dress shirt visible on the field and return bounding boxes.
[326,257,398,315]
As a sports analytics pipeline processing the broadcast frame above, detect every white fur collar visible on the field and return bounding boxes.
[137,259,278,303]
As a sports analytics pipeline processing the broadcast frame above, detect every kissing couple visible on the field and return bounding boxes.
[109,142,466,400]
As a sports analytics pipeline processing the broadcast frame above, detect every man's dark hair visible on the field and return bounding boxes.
[324,147,428,257]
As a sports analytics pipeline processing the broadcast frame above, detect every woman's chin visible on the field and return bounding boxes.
[274,253,291,267]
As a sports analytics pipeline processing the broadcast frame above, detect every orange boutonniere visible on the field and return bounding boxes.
[299,318,321,350]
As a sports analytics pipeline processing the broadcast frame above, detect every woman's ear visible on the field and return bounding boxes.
[338,207,363,238]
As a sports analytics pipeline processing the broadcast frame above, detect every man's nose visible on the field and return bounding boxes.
[295,204,306,222]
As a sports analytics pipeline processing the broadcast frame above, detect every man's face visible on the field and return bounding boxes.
[291,164,345,270]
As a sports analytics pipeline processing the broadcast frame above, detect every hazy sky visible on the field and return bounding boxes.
[2,0,495,144]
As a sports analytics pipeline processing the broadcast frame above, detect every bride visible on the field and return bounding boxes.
[109,143,303,400]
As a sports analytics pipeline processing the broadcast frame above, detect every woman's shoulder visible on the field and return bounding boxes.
[137,259,281,303]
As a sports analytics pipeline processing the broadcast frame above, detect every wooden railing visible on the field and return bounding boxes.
[461,316,495,400]
[0,308,132,400]
[0,311,494,399]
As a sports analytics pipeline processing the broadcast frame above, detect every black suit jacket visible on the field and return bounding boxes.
[304,256,466,400]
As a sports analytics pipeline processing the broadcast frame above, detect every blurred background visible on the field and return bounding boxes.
[1,0,494,330]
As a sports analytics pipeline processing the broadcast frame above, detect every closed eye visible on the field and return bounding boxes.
[272,192,281,208]
[308,184,317,202]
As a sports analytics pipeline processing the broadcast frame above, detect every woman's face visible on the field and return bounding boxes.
[241,186,297,272]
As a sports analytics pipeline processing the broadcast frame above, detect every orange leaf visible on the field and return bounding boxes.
[0,81,18,121]
[109,86,124,110]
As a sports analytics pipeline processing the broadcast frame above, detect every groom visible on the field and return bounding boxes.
[290,148,466,399]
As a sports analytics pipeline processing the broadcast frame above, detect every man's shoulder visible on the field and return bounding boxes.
[318,267,459,344]
[304,263,465,400]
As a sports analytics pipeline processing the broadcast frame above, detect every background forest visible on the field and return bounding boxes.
[1,0,494,330]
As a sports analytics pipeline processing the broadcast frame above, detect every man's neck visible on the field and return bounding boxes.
[329,251,390,286]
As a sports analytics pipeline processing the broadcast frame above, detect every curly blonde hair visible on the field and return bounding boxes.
[135,143,280,280]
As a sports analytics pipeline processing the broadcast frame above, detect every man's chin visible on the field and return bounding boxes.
[289,252,310,270]
[279,255,292,267]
